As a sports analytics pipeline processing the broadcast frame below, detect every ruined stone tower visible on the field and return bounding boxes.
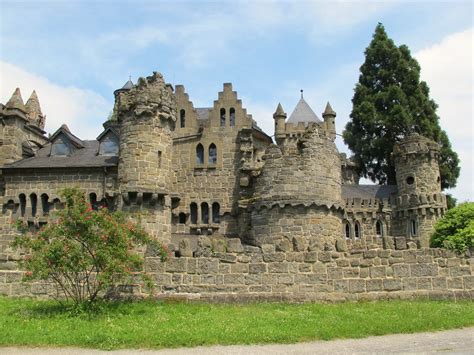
[116,72,176,241]
[392,133,446,247]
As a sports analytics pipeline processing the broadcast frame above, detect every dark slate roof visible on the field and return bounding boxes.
[196,107,211,120]
[3,140,118,169]
[121,79,134,90]
[342,184,398,199]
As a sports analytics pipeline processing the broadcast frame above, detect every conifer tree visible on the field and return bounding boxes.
[343,23,459,189]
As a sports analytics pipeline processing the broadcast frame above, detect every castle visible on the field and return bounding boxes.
[0,71,447,256]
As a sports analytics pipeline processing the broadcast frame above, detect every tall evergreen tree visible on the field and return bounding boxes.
[343,23,459,189]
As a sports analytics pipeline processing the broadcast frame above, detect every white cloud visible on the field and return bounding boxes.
[0,61,111,139]
[415,27,473,201]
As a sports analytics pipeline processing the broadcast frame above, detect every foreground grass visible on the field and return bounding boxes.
[0,297,473,350]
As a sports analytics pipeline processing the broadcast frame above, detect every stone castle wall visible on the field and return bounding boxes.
[1,239,472,301]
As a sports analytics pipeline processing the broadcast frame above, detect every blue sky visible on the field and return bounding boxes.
[1,0,472,201]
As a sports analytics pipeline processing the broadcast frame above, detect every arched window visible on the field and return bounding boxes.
[354,221,361,239]
[196,144,204,165]
[41,193,49,216]
[19,194,26,217]
[230,107,236,126]
[410,219,417,236]
[220,108,226,127]
[190,203,198,224]
[376,220,383,237]
[344,221,351,239]
[212,202,220,224]
[180,109,186,128]
[30,193,37,217]
[178,213,186,224]
[208,143,217,165]
[89,193,98,210]
[201,202,209,224]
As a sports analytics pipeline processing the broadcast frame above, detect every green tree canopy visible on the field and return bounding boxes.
[343,23,459,189]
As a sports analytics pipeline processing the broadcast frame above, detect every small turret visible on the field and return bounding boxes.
[25,91,45,129]
[322,102,336,140]
[5,88,26,117]
[392,133,446,247]
[273,102,286,142]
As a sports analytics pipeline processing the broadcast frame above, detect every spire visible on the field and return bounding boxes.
[121,77,134,90]
[273,102,286,118]
[287,92,321,124]
[322,101,336,117]
[25,90,44,124]
[5,88,26,112]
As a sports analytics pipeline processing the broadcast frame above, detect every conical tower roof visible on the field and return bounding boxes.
[121,77,134,90]
[25,90,43,121]
[287,91,321,124]
[273,102,286,118]
[5,88,26,112]
[322,101,336,117]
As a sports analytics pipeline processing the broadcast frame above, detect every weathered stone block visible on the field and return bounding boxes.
[197,259,219,274]
[370,266,386,278]
[393,264,410,277]
[410,264,438,277]
[261,244,275,254]
[318,252,332,263]
[179,239,193,257]
[416,278,432,290]
[268,262,288,273]
[276,239,292,252]
[383,279,402,291]
[304,252,318,263]
[335,239,347,252]
[394,237,407,250]
[263,252,285,262]
[215,253,237,264]
[227,238,244,253]
[366,279,383,292]
[447,277,463,289]
[292,236,307,252]
[231,263,249,273]
[165,258,186,273]
[349,279,366,293]
[249,263,267,274]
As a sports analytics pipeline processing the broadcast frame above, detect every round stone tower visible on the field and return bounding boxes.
[116,72,176,242]
[392,133,446,247]
[249,126,344,251]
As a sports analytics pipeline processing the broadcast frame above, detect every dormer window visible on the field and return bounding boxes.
[97,129,119,156]
[99,134,119,156]
[51,137,71,156]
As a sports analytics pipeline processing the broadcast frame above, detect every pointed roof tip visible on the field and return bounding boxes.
[121,77,134,90]
[275,102,285,114]
[60,123,70,132]
[323,101,336,116]
[25,90,43,115]
[5,87,26,112]
[287,94,321,124]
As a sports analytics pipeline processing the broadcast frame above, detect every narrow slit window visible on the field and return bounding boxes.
[376,220,383,237]
[212,202,220,223]
[19,194,26,217]
[190,203,198,224]
[220,108,226,127]
[41,193,49,215]
[411,220,417,236]
[229,107,235,126]
[354,221,361,239]
[196,144,204,165]
[158,150,162,168]
[201,202,209,224]
[208,143,217,165]
[345,222,351,239]
[180,109,186,128]
[30,193,37,217]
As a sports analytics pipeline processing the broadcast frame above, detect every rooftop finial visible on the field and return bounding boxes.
[300,89,304,98]
[129,75,131,81]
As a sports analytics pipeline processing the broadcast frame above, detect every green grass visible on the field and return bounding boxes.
[0,297,473,350]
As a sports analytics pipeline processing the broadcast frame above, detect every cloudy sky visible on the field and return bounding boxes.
[0,0,472,201]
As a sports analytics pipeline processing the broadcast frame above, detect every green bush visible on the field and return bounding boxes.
[430,202,474,252]
[13,188,167,307]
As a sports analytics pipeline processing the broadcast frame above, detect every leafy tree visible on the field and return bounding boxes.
[430,202,474,252]
[343,23,459,189]
[14,188,167,306]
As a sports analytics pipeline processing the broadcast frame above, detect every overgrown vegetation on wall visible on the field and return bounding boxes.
[430,202,474,252]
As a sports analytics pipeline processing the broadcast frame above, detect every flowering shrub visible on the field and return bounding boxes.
[13,188,167,306]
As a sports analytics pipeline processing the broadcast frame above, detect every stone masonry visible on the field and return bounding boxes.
[0,70,471,301]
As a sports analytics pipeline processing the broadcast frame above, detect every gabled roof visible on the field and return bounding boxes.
[49,124,85,148]
[196,107,212,120]
[287,96,321,124]
[96,126,119,141]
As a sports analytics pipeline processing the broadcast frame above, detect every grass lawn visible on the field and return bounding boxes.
[0,297,473,350]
